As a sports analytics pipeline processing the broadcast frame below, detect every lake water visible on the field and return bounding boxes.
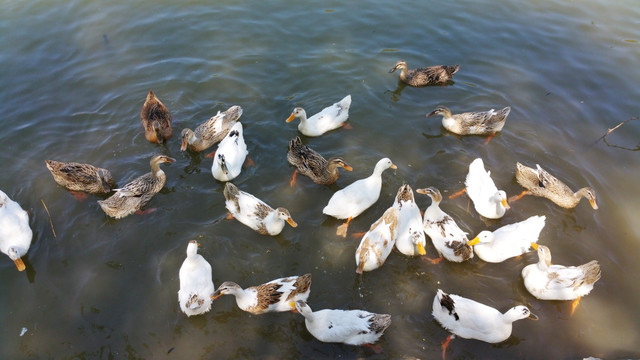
[1,0,639,359]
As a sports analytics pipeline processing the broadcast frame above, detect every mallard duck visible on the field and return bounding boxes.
[426,105,511,136]
[211,122,248,182]
[178,240,215,317]
[97,154,175,219]
[389,60,459,87]
[323,158,396,237]
[285,95,351,137]
[286,136,352,186]
[468,215,546,263]
[223,182,297,236]
[465,158,510,219]
[513,162,598,210]
[181,105,243,152]
[392,185,426,257]
[355,206,399,273]
[432,289,537,347]
[416,187,473,263]
[140,90,173,144]
[294,300,392,346]
[212,274,311,314]
[522,243,600,314]
[45,160,116,194]
[0,190,32,271]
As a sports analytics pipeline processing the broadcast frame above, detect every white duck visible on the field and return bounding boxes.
[392,185,426,257]
[212,274,311,314]
[355,206,399,273]
[468,215,546,263]
[178,240,215,317]
[416,187,473,263]
[285,95,351,137]
[465,158,510,219]
[522,243,601,315]
[0,190,32,271]
[294,300,392,345]
[223,182,297,236]
[432,289,537,353]
[323,157,396,237]
[211,122,248,182]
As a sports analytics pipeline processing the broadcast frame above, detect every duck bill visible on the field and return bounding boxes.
[390,164,398,170]
[343,165,353,171]
[589,199,598,210]
[289,301,298,312]
[528,312,539,320]
[426,110,438,117]
[285,113,296,123]
[355,262,365,274]
[530,242,538,250]
[415,188,428,195]
[211,290,223,300]
[501,198,510,210]
[220,161,229,175]
[14,258,25,271]
[467,237,480,246]
[286,218,298,228]
[417,242,426,256]
[180,138,188,151]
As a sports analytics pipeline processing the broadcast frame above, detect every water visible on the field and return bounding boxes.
[1,0,639,358]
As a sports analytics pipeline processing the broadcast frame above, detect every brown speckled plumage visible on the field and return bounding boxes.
[287,137,351,185]
[140,90,173,143]
[390,60,459,87]
[45,160,116,194]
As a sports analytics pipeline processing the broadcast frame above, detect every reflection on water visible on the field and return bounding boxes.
[1,0,640,359]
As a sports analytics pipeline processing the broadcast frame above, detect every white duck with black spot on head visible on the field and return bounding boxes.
[211,122,248,182]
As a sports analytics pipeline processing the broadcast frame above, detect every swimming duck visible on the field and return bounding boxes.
[286,136,352,186]
[212,274,311,314]
[223,182,297,236]
[468,215,546,263]
[0,190,32,271]
[45,160,116,194]
[355,206,399,273]
[426,105,511,136]
[392,185,427,257]
[285,95,351,137]
[294,300,392,346]
[97,154,175,219]
[211,122,248,182]
[465,158,510,219]
[432,289,537,350]
[513,162,598,210]
[323,158,396,237]
[178,240,215,317]
[140,90,173,144]
[181,105,243,152]
[389,60,459,87]
[416,187,473,263]
[522,243,600,314]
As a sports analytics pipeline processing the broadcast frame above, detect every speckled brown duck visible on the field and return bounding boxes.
[45,160,116,194]
[287,136,352,186]
[140,90,173,144]
[390,60,459,86]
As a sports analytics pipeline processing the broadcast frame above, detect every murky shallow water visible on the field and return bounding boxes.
[1,0,639,359]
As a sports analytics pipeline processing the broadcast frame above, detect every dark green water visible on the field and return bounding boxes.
[1,0,639,359]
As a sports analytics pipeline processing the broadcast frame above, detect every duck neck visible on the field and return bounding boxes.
[150,160,165,178]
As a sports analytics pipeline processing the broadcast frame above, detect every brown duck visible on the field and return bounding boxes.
[140,90,173,144]
[390,60,459,87]
[287,136,352,186]
[45,160,116,194]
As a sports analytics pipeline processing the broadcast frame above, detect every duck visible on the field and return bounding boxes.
[45,160,116,194]
[323,158,396,237]
[392,185,427,257]
[465,158,510,219]
[432,289,537,349]
[178,240,215,317]
[513,162,598,210]
[140,90,173,144]
[286,136,352,186]
[212,274,311,314]
[426,105,511,136]
[181,105,243,152]
[97,154,175,219]
[285,95,351,137]
[0,190,32,271]
[355,206,399,273]
[522,243,600,314]
[294,300,392,346]
[416,187,473,263]
[468,215,546,263]
[389,60,459,87]
[211,122,248,182]
[223,182,297,236]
